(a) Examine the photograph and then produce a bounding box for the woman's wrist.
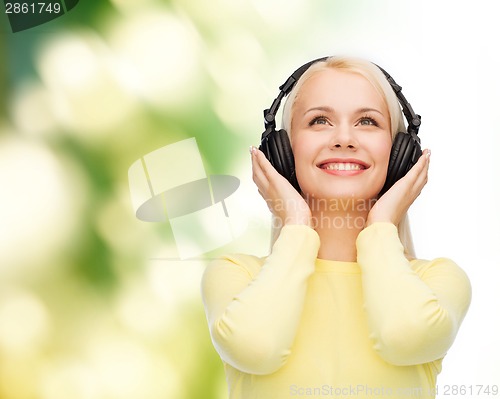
[365,216,394,227]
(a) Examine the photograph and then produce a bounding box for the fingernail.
[249,146,257,155]
[426,149,431,158]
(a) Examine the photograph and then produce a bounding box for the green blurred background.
[1,1,499,398]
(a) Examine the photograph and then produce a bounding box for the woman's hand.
[250,146,312,227]
[366,149,431,227]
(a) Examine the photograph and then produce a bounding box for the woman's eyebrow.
[303,106,385,116]
[303,106,334,116]
[355,107,385,116]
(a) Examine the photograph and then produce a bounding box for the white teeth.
[323,163,362,171]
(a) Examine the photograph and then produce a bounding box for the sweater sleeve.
[356,222,472,366]
[200,225,320,375]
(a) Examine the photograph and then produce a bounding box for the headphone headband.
[375,65,421,135]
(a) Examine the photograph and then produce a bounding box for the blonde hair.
[271,56,416,259]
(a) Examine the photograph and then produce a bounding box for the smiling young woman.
[201,56,471,399]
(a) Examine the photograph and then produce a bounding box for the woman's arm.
[356,222,472,366]
[201,224,320,375]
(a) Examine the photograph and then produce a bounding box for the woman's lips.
[317,159,369,176]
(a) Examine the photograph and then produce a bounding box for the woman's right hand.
[250,146,312,227]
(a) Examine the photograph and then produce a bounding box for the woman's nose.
[328,123,357,150]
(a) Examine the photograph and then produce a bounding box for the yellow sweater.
[201,223,471,399]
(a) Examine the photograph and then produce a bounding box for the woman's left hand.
[366,149,431,227]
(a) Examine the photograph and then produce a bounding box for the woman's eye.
[358,117,378,126]
[309,116,329,126]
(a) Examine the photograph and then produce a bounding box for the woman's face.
[291,68,393,202]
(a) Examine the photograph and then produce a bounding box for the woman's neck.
[308,197,373,262]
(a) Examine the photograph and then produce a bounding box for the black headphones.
[259,57,422,196]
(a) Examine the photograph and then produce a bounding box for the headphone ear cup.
[386,132,407,185]
[380,131,422,195]
[259,129,300,191]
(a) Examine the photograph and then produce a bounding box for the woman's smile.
[318,158,369,176]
